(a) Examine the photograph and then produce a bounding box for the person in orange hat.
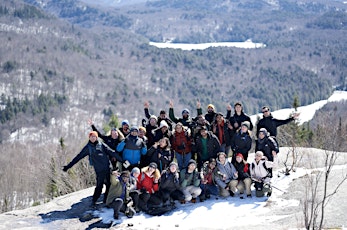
[63,131,123,208]
[204,104,217,124]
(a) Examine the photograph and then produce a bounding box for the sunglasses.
[262,110,269,113]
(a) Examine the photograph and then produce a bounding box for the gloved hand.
[62,166,69,172]
[174,172,180,182]
[140,188,147,194]
[123,160,130,169]
[136,139,143,147]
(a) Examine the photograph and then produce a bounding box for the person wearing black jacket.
[226,102,253,132]
[195,126,221,170]
[232,153,252,198]
[255,128,279,162]
[231,121,252,163]
[256,106,299,137]
[147,137,173,172]
[88,119,124,170]
[159,162,185,205]
[144,101,173,131]
[63,131,123,207]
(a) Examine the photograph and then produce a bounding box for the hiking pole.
[267,182,285,193]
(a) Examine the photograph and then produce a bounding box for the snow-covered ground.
[1,148,347,230]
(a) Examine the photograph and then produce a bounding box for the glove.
[62,166,69,172]
[123,160,130,169]
[136,139,143,147]
[140,188,147,194]
[174,172,179,181]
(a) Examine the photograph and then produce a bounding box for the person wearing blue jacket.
[63,131,123,207]
[117,126,147,170]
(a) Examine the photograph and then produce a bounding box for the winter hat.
[89,131,98,138]
[121,120,130,126]
[217,152,226,159]
[169,161,178,169]
[139,126,147,133]
[216,112,224,118]
[200,125,208,131]
[121,170,130,178]
[207,104,215,111]
[259,128,268,136]
[149,115,158,121]
[159,120,169,129]
[236,153,243,159]
[130,126,139,132]
[111,127,118,132]
[255,151,264,157]
[149,162,158,169]
[187,159,197,167]
[131,167,140,175]
[182,108,190,115]
[241,121,250,129]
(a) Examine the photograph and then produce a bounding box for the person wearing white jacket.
[250,151,278,197]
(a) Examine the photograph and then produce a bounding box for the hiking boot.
[91,201,97,209]
[247,194,252,198]
[229,191,234,197]
[191,198,197,203]
[180,200,186,204]
[113,212,119,220]
[239,196,244,199]
[205,194,211,199]
[125,207,135,218]
[267,190,272,197]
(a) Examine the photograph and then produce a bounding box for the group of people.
[63,101,299,219]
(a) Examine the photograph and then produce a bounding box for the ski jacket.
[106,175,130,206]
[160,170,181,193]
[116,135,147,165]
[250,157,277,183]
[255,136,279,161]
[171,130,192,154]
[256,114,294,137]
[226,110,253,131]
[91,124,124,151]
[233,161,250,180]
[195,132,221,162]
[137,167,160,194]
[215,159,238,188]
[65,140,122,174]
[180,168,201,188]
[147,146,173,172]
[231,130,252,158]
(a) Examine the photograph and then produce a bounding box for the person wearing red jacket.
[136,162,161,211]
[171,122,192,170]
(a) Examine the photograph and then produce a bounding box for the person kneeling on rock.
[106,170,136,219]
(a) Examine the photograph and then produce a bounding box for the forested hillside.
[1,0,346,143]
[0,0,346,213]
